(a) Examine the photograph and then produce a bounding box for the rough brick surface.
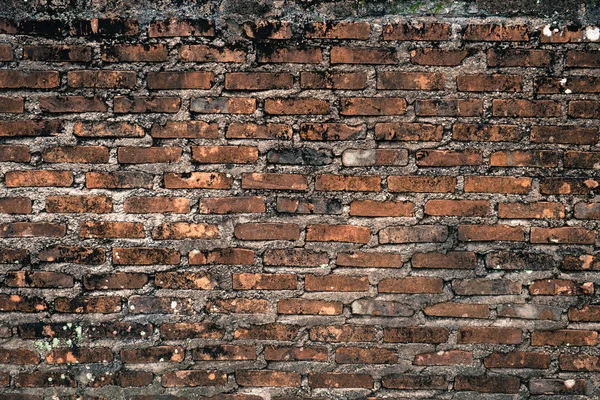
[0,9,599,400]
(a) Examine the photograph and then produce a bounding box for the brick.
[265,346,327,361]
[566,50,600,67]
[306,274,369,292]
[0,348,39,364]
[425,199,490,217]
[316,174,380,191]
[562,254,600,271]
[7,272,73,288]
[341,97,406,115]
[498,304,561,320]
[74,121,144,138]
[234,324,298,340]
[243,21,292,39]
[257,46,322,63]
[453,123,521,142]
[540,178,599,194]
[337,252,405,268]
[0,145,29,162]
[54,296,121,313]
[68,70,136,88]
[458,327,522,344]
[194,345,255,361]
[350,200,414,217]
[351,299,413,317]
[6,170,72,187]
[531,330,598,346]
[0,197,31,214]
[0,248,29,264]
[234,223,299,241]
[23,45,91,62]
[0,295,46,313]
[463,24,529,41]
[464,176,532,194]
[300,71,367,89]
[0,70,59,88]
[192,145,258,164]
[412,251,477,269]
[488,48,552,67]
[42,146,109,163]
[568,305,600,322]
[164,172,233,189]
[540,27,587,43]
[46,195,112,213]
[199,196,265,214]
[46,347,113,364]
[0,223,66,238]
[484,352,550,369]
[129,297,193,314]
[310,325,376,342]
[378,277,443,293]
[499,202,565,219]
[424,302,489,318]
[278,299,342,315]
[378,71,445,90]
[267,148,333,165]
[536,76,600,94]
[565,151,600,168]
[375,122,442,141]
[414,350,472,366]
[38,246,105,264]
[225,72,292,90]
[529,279,593,296]
[530,227,595,244]
[493,99,560,117]
[114,96,180,113]
[382,374,448,390]
[152,223,219,240]
[102,44,167,62]
[233,273,297,290]
[242,173,308,190]
[384,327,449,343]
[383,22,451,41]
[147,71,213,89]
[71,18,139,36]
[124,197,189,213]
[265,98,329,115]
[487,251,557,271]
[388,175,456,192]
[190,97,256,114]
[491,150,559,167]
[0,43,12,60]
[458,224,525,241]
[0,120,63,137]
[84,273,148,290]
[411,48,470,65]
[0,97,24,112]
[207,297,266,313]
[15,372,76,388]
[529,379,589,396]
[380,225,448,244]
[453,279,521,295]
[277,197,342,215]
[264,249,328,267]
[417,149,483,166]
[190,248,254,265]
[306,224,370,243]
[179,45,246,62]
[457,74,523,92]
[560,354,600,371]
[80,221,144,238]
[308,372,373,389]
[454,375,521,393]
[331,46,397,64]
[91,370,153,388]
[227,122,292,140]
[87,172,153,189]
[113,248,180,265]
[305,21,370,39]
[148,18,213,37]
[237,370,300,387]
[118,147,181,164]
[160,322,223,339]
[300,123,363,140]
[569,100,600,118]
[121,346,184,363]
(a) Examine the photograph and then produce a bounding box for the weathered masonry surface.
[1,8,600,400]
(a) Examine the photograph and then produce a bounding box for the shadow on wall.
[0,0,598,23]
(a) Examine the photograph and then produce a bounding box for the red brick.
[237,370,300,387]
[80,221,144,238]
[225,72,292,90]
[424,302,489,318]
[529,279,593,296]
[411,48,470,65]
[234,324,298,340]
[257,46,322,63]
[455,375,521,393]
[569,100,600,118]
[7,271,73,288]
[412,251,477,269]
[300,71,366,90]
[458,327,522,344]
[540,178,600,195]
[24,44,91,62]
[194,345,255,361]
[341,97,406,115]
[192,145,258,164]
[278,299,342,315]
[308,372,373,389]
[46,195,112,213]
[199,196,265,214]
[0,222,65,238]
[42,146,109,163]
[530,227,595,244]
[384,326,449,343]
[488,48,552,67]
[378,71,445,90]
[243,21,292,39]
[382,374,448,389]
[414,350,473,366]
[0,348,39,364]
[147,71,213,89]
[0,197,31,214]
[0,295,46,313]
[234,223,299,241]
[380,225,448,244]
[300,123,363,141]
[305,21,370,39]
[84,273,148,290]
[227,122,292,140]
[0,97,24,112]
[156,272,217,290]
[490,150,559,167]
[74,121,144,138]
[568,305,600,322]
[179,45,246,62]
[337,252,405,268]
[118,147,181,164]
[5,170,72,187]
[264,346,327,361]
[265,98,329,115]
[46,347,113,364]
[264,249,328,267]
[102,44,167,62]
[114,96,181,113]
[464,176,532,194]
[38,246,105,265]
[233,273,297,290]
[306,224,370,244]
[464,24,529,41]
[121,346,184,363]
[0,120,63,137]
[191,97,256,114]
[383,22,451,41]
[54,296,121,314]
[493,99,560,117]
[484,351,550,369]
[565,151,600,168]
[560,354,600,371]
[148,18,214,37]
[316,174,380,191]
[242,173,308,190]
[532,330,598,346]
[499,202,564,219]
[566,50,600,67]
[0,145,30,162]
[536,76,600,94]
[0,43,12,60]
[39,95,108,112]
[124,197,189,213]
[458,224,525,242]
[0,70,59,88]
[416,99,483,116]
[129,296,193,314]
[425,199,490,217]
[113,248,180,265]
[375,122,442,141]
[164,172,233,189]
[87,172,153,189]
[416,150,482,166]
[388,175,456,192]
[68,70,135,88]
[190,247,251,266]
[331,46,397,64]
[457,74,523,92]
[350,200,414,217]
[379,277,443,294]
[152,223,219,240]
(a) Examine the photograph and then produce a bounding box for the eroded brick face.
[0,13,598,400]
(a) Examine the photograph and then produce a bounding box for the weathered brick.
[300,71,367,89]
[531,330,598,346]
[384,327,449,343]
[488,48,552,67]
[118,147,181,164]
[308,372,373,389]
[411,48,470,65]
[102,44,167,62]
[191,97,256,114]
[46,196,112,213]
[412,251,477,269]
[331,46,397,64]
[424,199,490,217]
[192,145,258,164]
[493,99,561,117]
[424,302,489,318]
[530,227,595,244]
[225,72,293,90]
[42,146,109,163]
[237,370,300,387]
[0,197,32,214]
[454,375,521,393]
[350,200,414,217]
[383,22,451,41]
[458,327,522,344]
[457,74,523,92]
[379,276,443,293]
[300,123,363,141]
[148,18,214,37]
[380,225,448,244]
[0,145,30,162]
[179,45,246,62]
[114,96,181,113]
[341,97,406,115]
[416,99,483,116]
[147,71,214,89]
[6,170,73,187]
[464,176,532,194]
[68,70,136,88]
[458,224,525,241]
[463,24,529,41]
[79,221,144,238]
[306,224,370,243]
[243,21,292,39]
[113,248,180,265]
[484,352,551,369]
[305,21,370,39]
[74,121,144,138]
[257,46,322,63]
[414,350,472,366]
[499,202,565,219]
[382,374,448,389]
[234,223,300,241]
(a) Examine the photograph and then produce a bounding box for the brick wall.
[0,15,600,399]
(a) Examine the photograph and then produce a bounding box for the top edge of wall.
[1,0,599,25]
